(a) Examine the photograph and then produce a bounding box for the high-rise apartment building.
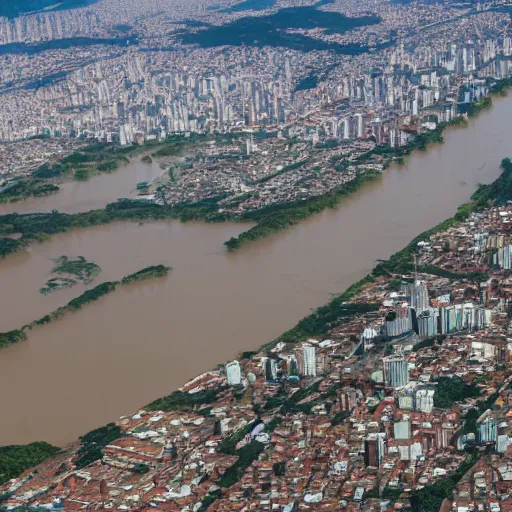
[225,360,242,386]
[302,346,317,377]
[383,355,409,388]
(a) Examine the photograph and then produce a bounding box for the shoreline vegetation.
[0,77,510,255]
[0,442,61,487]
[0,178,60,204]
[0,264,171,349]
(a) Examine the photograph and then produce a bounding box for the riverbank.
[0,199,232,259]
[0,89,508,447]
[1,78,510,255]
[0,264,171,349]
[273,156,512,346]
[2,154,511,502]
[223,95,504,252]
[0,119,487,260]
[0,113,478,259]
[0,134,206,206]
[0,109,489,259]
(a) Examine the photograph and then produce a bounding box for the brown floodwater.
[0,95,511,446]
[0,152,185,215]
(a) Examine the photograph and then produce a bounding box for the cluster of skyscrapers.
[383,280,491,340]
[2,30,512,146]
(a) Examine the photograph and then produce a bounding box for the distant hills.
[182,4,381,54]
[0,0,97,19]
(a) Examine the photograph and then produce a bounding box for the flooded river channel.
[0,95,511,446]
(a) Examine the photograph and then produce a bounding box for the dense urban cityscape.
[3,0,512,510]
[0,0,512,209]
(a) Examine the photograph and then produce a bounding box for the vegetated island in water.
[4,155,512,492]
[0,177,60,204]
[0,265,172,349]
[39,255,101,295]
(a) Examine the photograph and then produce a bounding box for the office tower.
[343,118,350,139]
[386,303,413,338]
[415,388,435,413]
[383,355,409,388]
[411,280,429,311]
[302,346,317,377]
[478,416,497,444]
[225,360,242,386]
[394,420,411,440]
[287,355,299,377]
[355,113,364,138]
[364,439,379,467]
[364,434,385,467]
[493,244,512,269]
[340,387,357,411]
[362,326,378,351]
[416,308,439,338]
[261,357,278,381]
[389,128,396,148]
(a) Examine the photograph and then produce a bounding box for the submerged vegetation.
[0,329,27,349]
[0,197,233,260]
[467,96,492,117]
[50,255,101,282]
[121,264,172,284]
[0,177,60,204]
[40,255,101,295]
[32,144,133,182]
[0,265,172,349]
